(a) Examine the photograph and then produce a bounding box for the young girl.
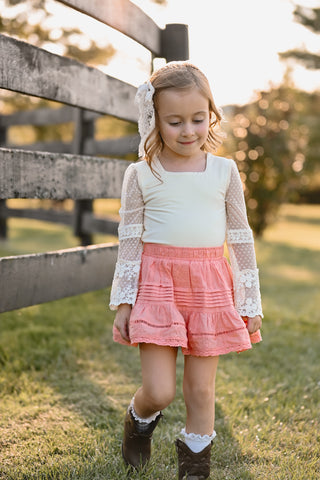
[109,61,262,479]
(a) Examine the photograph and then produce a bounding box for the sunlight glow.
[131,0,320,106]
[1,0,319,106]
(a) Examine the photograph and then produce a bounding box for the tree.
[279,5,320,69]
[0,0,116,66]
[220,84,320,236]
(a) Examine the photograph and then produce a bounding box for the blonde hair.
[142,62,224,170]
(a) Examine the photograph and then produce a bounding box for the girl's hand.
[246,315,262,334]
[114,304,132,342]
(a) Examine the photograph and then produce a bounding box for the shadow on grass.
[211,402,255,479]
[257,241,320,314]
[1,237,319,478]
[280,214,320,226]
[44,320,257,478]
[257,240,320,273]
[0,294,257,479]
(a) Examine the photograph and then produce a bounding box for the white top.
[110,153,263,318]
[140,156,228,247]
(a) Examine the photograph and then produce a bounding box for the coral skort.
[113,243,262,356]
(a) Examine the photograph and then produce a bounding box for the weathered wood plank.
[7,134,140,156]
[86,134,139,156]
[0,35,138,122]
[0,147,129,199]
[0,199,7,238]
[0,207,74,225]
[161,24,189,62]
[0,106,75,127]
[0,243,118,312]
[7,141,73,154]
[0,107,99,128]
[58,0,161,55]
[71,108,95,245]
[82,212,119,236]
[0,207,120,235]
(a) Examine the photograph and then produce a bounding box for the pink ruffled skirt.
[113,243,262,356]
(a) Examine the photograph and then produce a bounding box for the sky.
[2,0,320,107]
[115,0,320,106]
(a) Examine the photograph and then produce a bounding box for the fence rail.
[5,134,140,156]
[0,147,128,199]
[0,34,138,121]
[0,0,189,313]
[58,0,162,55]
[0,244,118,313]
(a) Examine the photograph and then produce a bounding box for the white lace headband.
[135,81,155,157]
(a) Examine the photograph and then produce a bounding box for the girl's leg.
[175,355,219,479]
[183,355,219,435]
[122,344,177,469]
[134,343,178,417]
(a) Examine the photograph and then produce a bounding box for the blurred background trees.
[0,0,116,65]
[279,5,320,69]
[221,2,320,236]
[221,83,320,236]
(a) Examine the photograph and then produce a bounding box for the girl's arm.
[225,160,263,319]
[109,163,144,310]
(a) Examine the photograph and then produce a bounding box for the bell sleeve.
[109,163,144,310]
[225,160,263,318]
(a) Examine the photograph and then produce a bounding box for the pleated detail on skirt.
[113,243,262,356]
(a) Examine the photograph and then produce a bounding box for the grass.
[0,203,319,479]
[0,199,120,256]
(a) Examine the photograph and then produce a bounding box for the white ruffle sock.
[129,397,161,431]
[181,428,217,453]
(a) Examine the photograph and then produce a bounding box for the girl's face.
[156,87,210,161]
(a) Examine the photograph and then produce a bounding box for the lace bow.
[135,81,155,157]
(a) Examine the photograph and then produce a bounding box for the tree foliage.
[243,2,320,235]
[220,84,320,236]
[0,0,116,65]
[279,5,320,69]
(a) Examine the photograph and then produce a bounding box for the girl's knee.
[183,381,215,408]
[145,383,176,411]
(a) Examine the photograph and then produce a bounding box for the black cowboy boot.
[122,407,162,469]
[175,438,213,479]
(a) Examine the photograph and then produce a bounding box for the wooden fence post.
[72,108,94,246]
[0,122,7,239]
[161,23,189,62]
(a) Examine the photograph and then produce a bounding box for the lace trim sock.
[181,428,217,453]
[129,397,160,430]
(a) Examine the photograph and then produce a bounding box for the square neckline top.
[155,154,208,174]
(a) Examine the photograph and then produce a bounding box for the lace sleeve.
[226,160,263,318]
[109,163,144,310]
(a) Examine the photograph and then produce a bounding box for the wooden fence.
[0,0,189,313]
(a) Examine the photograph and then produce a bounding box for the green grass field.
[0,204,319,479]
